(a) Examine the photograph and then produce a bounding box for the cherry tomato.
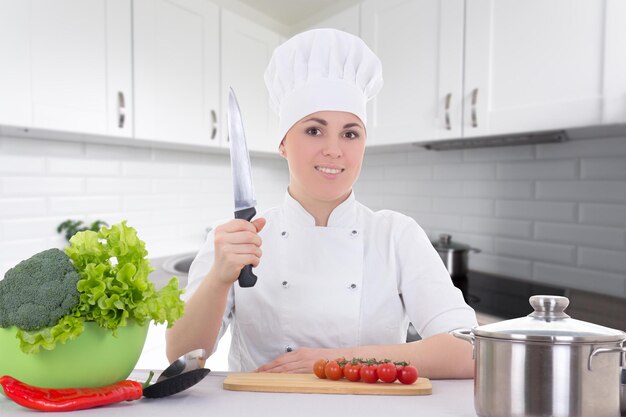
[397,365,418,385]
[324,360,343,380]
[377,362,397,383]
[313,359,328,379]
[343,362,362,382]
[395,362,407,380]
[360,364,379,383]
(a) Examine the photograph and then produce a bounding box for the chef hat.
[264,28,383,142]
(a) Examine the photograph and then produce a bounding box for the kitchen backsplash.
[0,133,288,276]
[1,132,625,298]
[356,135,626,298]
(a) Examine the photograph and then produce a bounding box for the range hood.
[418,130,569,151]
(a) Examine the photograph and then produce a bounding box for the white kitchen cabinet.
[0,0,31,128]
[133,0,220,147]
[463,0,612,138]
[361,0,623,147]
[0,0,132,137]
[361,0,465,146]
[602,0,626,125]
[221,9,281,154]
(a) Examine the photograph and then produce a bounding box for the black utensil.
[142,349,210,398]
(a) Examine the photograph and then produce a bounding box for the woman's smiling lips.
[315,165,345,176]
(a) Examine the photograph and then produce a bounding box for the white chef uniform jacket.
[185,191,477,372]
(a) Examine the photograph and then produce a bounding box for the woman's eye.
[306,127,322,136]
[344,131,359,140]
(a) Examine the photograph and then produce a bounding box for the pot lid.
[431,234,471,252]
[473,295,626,343]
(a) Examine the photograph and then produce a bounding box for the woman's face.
[280,111,366,205]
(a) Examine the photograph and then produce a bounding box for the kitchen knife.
[227,87,258,288]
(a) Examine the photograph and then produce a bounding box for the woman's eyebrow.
[344,122,363,129]
[303,117,328,125]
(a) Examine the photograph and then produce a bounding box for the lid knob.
[528,295,570,320]
[438,234,452,245]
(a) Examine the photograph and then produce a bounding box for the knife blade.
[227,87,258,288]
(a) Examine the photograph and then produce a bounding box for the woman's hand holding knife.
[210,218,266,286]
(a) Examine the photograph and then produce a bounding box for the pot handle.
[588,346,626,371]
[451,328,476,359]
[470,248,481,253]
[451,328,475,345]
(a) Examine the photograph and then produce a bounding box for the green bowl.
[0,321,148,392]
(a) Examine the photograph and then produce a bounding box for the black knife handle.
[234,207,258,288]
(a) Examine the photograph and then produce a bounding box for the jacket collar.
[283,189,358,228]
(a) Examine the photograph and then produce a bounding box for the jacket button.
[285,346,293,352]
[349,283,357,290]
[282,280,289,288]
[350,230,358,237]
[281,231,289,238]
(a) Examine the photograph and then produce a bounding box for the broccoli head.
[0,248,81,331]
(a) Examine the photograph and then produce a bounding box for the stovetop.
[454,271,566,320]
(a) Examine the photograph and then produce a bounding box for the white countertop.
[0,371,478,417]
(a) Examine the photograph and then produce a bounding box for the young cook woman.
[166,29,477,379]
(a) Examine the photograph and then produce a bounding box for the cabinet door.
[29,0,131,137]
[134,0,220,147]
[464,0,606,137]
[105,0,133,138]
[602,0,626,124]
[221,9,280,154]
[0,0,32,127]
[361,0,464,146]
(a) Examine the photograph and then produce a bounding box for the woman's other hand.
[256,347,350,374]
[210,217,266,286]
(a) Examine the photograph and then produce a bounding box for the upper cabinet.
[602,0,626,125]
[0,0,133,138]
[221,10,281,153]
[463,0,611,138]
[5,1,619,151]
[0,0,282,151]
[361,0,464,146]
[133,0,220,147]
[0,0,31,128]
[361,0,626,146]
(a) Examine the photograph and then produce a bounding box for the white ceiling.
[236,0,360,27]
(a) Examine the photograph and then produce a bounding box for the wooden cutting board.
[223,373,432,396]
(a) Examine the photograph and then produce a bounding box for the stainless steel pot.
[453,295,626,417]
[620,369,626,416]
[431,234,480,278]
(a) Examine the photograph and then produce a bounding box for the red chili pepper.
[0,375,144,412]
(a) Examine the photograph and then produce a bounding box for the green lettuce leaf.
[17,221,185,353]
[16,315,84,354]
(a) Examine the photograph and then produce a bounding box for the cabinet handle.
[117,91,125,129]
[444,93,452,130]
[210,109,217,140]
[471,88,479,128]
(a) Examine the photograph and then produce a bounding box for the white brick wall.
[0,135,288,276]
[357,135,626,297]
[2,133,625,298]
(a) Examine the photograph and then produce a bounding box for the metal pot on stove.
[431,234,480,278]
[453,295,626,417]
